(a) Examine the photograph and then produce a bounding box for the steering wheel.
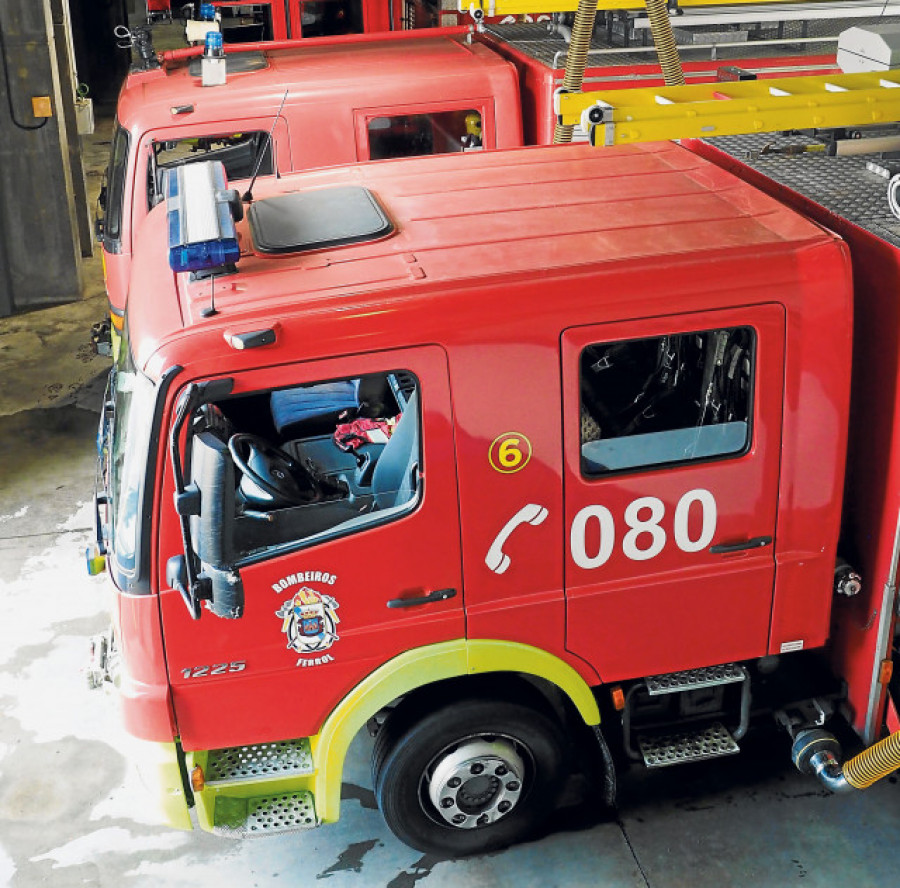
[228,433,320,507]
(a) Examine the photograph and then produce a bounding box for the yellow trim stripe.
[313,639,599,822]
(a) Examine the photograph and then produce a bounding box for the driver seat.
[372,390,420,511]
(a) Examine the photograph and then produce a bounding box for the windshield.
[105,328,157,575]
[148,132,274,209]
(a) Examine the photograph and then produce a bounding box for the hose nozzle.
[792,726,900,793]
[792,729,852,793]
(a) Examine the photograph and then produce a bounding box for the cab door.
[562,307,785,680]
[157,345,463,751]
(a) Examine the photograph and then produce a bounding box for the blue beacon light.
[205,29,224,55]
[166,160,240,273]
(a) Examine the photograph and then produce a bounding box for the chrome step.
[206,738,313,785]
[645,663,745,696]
[638,721,740,768]
[213,790,317,837]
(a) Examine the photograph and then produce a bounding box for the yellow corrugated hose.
[552,0,599,144]
[843,730,900,789]
[644,0,685,86]
[552,0,683,145]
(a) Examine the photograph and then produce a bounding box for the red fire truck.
[98,8,847,345]
[96,28,520,342]
[87,133,900,854]
[200,0,527,38]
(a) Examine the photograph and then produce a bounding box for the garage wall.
[0,0,85,315]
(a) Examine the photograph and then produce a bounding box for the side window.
[103,123,130,247]
[299,0,364,37]
[218,3,275,41]
[579,327,754,475]
[367,110,482,160]
[192,370,420,562]
[147,132,273,209]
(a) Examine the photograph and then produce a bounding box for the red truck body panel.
[687,138,900,742]
[114,592,177,742]
[120,143,853,751]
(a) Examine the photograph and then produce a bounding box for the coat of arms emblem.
[276,586,340,656]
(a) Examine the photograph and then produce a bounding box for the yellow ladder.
[463,0,865,15]
[554,70,900,145]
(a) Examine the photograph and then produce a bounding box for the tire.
[373,697,567,856]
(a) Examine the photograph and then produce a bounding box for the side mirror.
[188,431,244,618]
[191,431,235,568]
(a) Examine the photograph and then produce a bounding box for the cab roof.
[128,142,842,377]
[117,35,510,134]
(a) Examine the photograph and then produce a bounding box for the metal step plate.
[645,663,745,696]
[246,791,317,834]
[638,722,741,768]
[213,790,317,837]
[206,738,313,785]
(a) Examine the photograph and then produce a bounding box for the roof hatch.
[247,187,394,255]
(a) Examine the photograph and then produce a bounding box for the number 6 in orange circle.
[489,432,533,474]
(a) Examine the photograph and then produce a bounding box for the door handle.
[709,536,773,555]
[387,588,457,609]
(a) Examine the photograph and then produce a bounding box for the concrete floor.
[2,31,900,888]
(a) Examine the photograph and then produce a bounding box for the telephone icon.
[485,503,549,575]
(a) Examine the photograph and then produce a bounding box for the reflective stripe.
[312,639,600,823]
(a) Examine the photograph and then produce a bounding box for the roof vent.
[248,187,393,255]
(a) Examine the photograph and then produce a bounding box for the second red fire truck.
[99,5,850,342]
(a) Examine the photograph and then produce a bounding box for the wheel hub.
[426,738,525,829]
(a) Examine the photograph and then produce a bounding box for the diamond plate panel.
[706,132,900,249]
[206,738,314,784]
[483,16,891,72]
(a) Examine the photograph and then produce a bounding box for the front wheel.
[373,698,567,855]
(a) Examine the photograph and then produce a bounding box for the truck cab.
[97,31,522,337]
[94,142,858,854]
